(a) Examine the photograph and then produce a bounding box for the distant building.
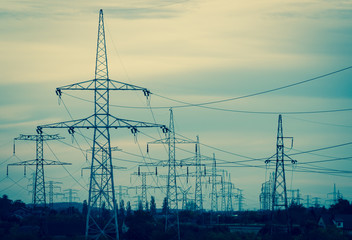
[318,214,352,235]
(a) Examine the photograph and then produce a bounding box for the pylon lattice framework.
[265,114,296,232]
[8,134,70,208]
[37,9,166,240]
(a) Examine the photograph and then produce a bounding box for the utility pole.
[36,9,166,240]
[8,134,70,208]
[265,114,296,233]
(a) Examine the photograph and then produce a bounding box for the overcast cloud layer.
[0,0,351,209]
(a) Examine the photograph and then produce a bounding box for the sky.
[0,0,352,210]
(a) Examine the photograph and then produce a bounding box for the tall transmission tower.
[37,9,166,240]
[259,172,273,211]
[180,186,192,210]
[64,189,79,206]
[210,153,218,212]
[194,136,203,211]
[147,108,195,233]
[327,183,342,205]
[225,175,233,212]
[8,134,70,208]
[235,188,244,212]
[47,181,63,208]
[265,114,296,233]
[220,170,227,211]
[131,168,156,210]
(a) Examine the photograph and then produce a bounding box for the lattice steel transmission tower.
[210,153,218,212]
[8,134,70,208]
[265,114,296,233]
[47,181,62,208]
[37,9,166,240]
[194,136,203,211]
[64,189,79,206]
[147,108,195,233]
[220,170,227,211]
[131,168,156,210]
[259,172,273,211]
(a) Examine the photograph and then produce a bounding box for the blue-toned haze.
[0,0,351,209]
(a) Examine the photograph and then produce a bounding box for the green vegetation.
[0,195,351,240]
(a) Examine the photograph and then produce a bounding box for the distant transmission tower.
[37,9,166,240]
[47,181,62,208]
[265,114,296,233]
[8,134,70,208]
[210,153,218,212]
[147,108,195,234]
[131,168,156,210]
[194,136,203,211]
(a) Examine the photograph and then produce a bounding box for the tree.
[162,197,168,214]
[119,199,125,217]
[138,200,143,211]
[145,201,149,212]
[329,198,352,214]
[126,201,132,216]
[150,196,156,215]
[82,200,88,217]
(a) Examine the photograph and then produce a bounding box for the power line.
[287,116,352,128]
[289,142,352,156]
[153,65,352,108]
[61,65,352,115]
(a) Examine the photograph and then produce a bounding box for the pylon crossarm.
[148,138,195,145]
[56,79,150,93]
[8,159,38,166]
[37,116,95,132]
[109,115,167,131]
[264,153,277,164]
[139,161,168,167]
[8,159,71,166]
[284,154,297,164]
[15,134,64,141]
[42,160,72,165]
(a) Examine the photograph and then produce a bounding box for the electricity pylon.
[147,108,195,234]
[64,189,79,206]
[259,172,273,211]
[210,153,217,212]
[47,181,62,208]
[180,186,192,210]
[265,114,296,233]
[327,183,342,205]
[194,136,203,211]
[8,134,70,208]
[234,188,244,211]
[219,170,227,211]
[37,9,166,240]
[131,168,156,210]
[225,177,234,212]
[116,185,129,203]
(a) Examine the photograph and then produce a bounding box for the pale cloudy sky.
[0,0,352,209]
